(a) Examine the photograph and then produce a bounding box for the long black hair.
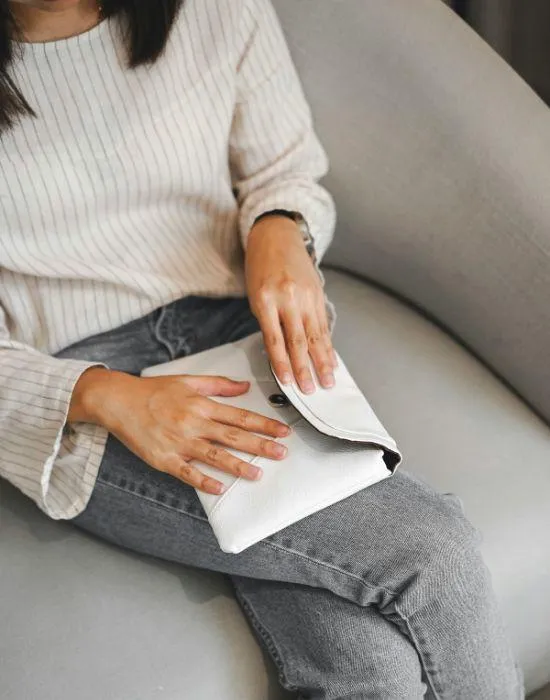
[0,0,184,132]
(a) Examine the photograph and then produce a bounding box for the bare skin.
[69,369,292,496]
[10,0,100,42]
[10,0,336,494]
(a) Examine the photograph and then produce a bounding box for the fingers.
[158,398,291,496]
[304,314,335,389]
[256,304,293,385]
[162,457,227,495]
[188,440,265,483]
[202,422,288,461]
[256,283,337,393]
[208,401,291,439]
[316,297,338,369]
[280,303,315,394]
[162,435,275,495]
[181,375,251,397]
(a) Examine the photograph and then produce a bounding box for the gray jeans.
[59,295,523,699]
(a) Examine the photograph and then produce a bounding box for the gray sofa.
[1,1,550,698]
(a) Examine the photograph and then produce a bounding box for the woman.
[0,0,523,697]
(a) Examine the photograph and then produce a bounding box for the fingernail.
[322,373,335,388]
[302,380,315,394]
[210,480,226,494]
[273,444,287,458]
[279,424,292,437]
[281,373,292,385]
[247,465,263,480]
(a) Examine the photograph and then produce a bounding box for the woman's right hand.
[69,368,290,495]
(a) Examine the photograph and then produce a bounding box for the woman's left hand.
[245,215,337,394]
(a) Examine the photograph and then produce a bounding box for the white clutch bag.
[142,332,401,554]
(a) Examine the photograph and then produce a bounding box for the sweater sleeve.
[0,305,108,520]
[230,0,336,262]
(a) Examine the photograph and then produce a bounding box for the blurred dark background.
[447,0,550,105]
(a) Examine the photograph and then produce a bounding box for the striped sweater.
[0,0,335,519]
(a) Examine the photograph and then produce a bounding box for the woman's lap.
[74,430,434,696]
[73,431,473,605]
[73,431,520,698]
[61,292,475,600]
[64,294,521,697]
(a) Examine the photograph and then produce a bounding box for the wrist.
[69,367,127,426]
[249,211,316,262]
[249,214,301,244]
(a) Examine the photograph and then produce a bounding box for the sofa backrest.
[273,0,550,274]
[273,0,550,424]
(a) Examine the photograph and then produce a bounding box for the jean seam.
[262,538,400,598]
[98,477,400,599]
[393,599,442,700]
[153,306,177,360]
[389,544,478,700]
[96,477,210,522]
[231,584,300,693]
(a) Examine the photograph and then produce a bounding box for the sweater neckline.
[15,17,111,55]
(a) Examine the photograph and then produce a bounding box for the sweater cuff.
[0,349,108,519]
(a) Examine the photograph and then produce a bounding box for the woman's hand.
[69,368,290,495]
[246,215,337,394]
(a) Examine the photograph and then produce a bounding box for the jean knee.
[438,492,482,552]
[410,492,487,595]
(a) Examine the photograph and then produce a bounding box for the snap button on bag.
[269,393,289,407]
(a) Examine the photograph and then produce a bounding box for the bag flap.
[272,354,401,472]
[143,332,401,473]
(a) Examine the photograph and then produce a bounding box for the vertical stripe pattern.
[0,0,335,519]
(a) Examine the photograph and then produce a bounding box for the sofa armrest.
[275,0,550,424]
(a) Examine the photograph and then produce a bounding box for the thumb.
[182,375,250,397]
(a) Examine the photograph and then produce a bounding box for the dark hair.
[0,0,184,132]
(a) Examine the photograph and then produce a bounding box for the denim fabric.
[63,295,523,699]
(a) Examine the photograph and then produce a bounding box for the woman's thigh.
[73,434,522,699]
[73,432,477,607]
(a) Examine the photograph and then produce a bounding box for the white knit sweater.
[0,0,335,519]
